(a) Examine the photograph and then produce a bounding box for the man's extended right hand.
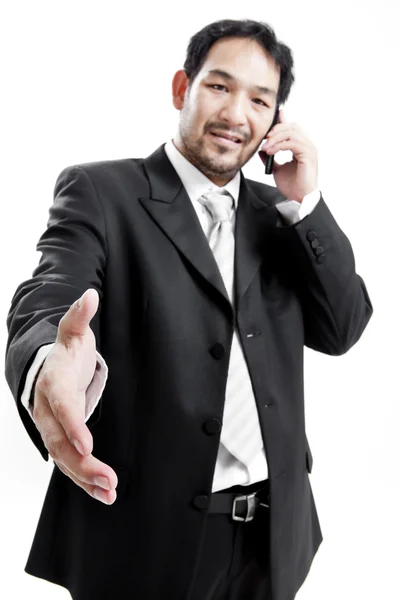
[32,288,118,505]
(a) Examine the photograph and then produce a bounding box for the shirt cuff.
[275,189,321,224]
[21,344,108,424]
[21,343,55,421]
[85,351,108,422]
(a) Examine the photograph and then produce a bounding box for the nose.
[219,93,247,129]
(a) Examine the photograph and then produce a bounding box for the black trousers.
[189,479,271,600]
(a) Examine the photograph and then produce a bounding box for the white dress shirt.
[21,140,321,492]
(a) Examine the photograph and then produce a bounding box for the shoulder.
[54,157,148,197]
[59,157,145,183]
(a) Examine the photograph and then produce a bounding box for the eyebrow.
[206,68,277,97]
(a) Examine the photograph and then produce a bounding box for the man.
[5,18,372,600]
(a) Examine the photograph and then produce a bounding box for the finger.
[38,360,94,457]
[266,123,288,138]
[34,389,118,490]
[57,288,99,343]
[264,139,311,158]
[54,460,117,505]
[262,131,310,154]
[265,140,305,156]
[267,122,307,140]
[264,128,303,147]
[34,388,84,465]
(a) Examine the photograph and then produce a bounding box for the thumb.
[272,158,284,174]
[58,288,99,340]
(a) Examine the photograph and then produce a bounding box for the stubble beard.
[178,113,245,182]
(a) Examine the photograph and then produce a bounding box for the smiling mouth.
[208,132,243,148]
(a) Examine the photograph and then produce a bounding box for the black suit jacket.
[5,143,373,600]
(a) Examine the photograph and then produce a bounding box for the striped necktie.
[198,189,264,466]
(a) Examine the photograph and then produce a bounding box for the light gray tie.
[198,189,264,466]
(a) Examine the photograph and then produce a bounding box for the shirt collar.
[164,138,241,209]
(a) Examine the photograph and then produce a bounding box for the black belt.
[208,480,270,522]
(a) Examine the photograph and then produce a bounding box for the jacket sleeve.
[4,165,108,460]
[273,193,373,355]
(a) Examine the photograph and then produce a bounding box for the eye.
[207,84,227,91]
[253,98,268,107]
[207,84,270,108]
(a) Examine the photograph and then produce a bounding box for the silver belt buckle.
[232,492,258,522]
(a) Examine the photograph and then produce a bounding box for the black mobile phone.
[263,106,280,175]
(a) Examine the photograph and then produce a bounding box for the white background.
[1,1,399,598]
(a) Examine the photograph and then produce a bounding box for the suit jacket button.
[209,343,225,359]
[307,230,317,241]
[310,238,320,248]
[204,418,221,434]
[193,495,209,510]
[317,254,326,264]
[314,245,324,256]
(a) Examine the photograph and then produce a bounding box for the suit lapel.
[234,175,279,307]
[139,144,280,311]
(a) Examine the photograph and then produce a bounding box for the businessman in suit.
[5,18,372,600]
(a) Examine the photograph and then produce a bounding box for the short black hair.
[183,19,295,107]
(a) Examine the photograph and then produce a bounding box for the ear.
[172,70,189,110]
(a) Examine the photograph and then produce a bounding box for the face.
[172,36,280,186]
